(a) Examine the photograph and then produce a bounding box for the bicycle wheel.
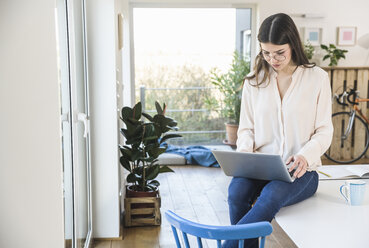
[325,111,369,164]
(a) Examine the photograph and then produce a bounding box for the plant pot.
[124,185,161,227]
[224,123,238,146]
[126,185,157,198]
[126,185,157,209]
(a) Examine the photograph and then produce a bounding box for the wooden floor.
[95,165,297,248]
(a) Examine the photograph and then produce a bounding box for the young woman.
[222,13,333,248]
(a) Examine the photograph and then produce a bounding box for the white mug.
[340,180,366,206]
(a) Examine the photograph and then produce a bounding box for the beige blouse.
[236,65,333,171]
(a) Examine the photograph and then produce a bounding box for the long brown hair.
[246,13,315,87]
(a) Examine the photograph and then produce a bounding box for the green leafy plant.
[207,51,250,124]
[119,102,182,192]
[303,41,315,60]
[320,43,348,66]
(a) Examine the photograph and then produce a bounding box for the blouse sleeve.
[297,73,333,170]
[236,81,255,152]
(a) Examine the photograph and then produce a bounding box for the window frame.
[128,3,258,101]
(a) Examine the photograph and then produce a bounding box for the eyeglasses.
[261,52,286,62]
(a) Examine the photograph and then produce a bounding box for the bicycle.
[324,88,369,164]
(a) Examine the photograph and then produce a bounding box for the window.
[133,7,252,145]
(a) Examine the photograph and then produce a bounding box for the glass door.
[57,1,74,246]
[69,0,92,247]
[57,0,92,247]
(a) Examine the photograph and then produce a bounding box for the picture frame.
[337,26,357,46]
[303,27,322,46]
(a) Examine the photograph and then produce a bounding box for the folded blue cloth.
[163,144,219,167]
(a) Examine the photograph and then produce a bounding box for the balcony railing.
[139,85,226,145]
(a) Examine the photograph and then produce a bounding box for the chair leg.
[171,226,182,248]
[217,240,222,248]
[238,239,244,248]
[182,232,190,248]
[196,237,203,248]
[259,237,266,248]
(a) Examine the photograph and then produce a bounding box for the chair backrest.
[165,210,273,248]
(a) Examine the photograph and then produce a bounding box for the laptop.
[212,150,295,183]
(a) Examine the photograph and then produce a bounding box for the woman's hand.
[286,155,308,178]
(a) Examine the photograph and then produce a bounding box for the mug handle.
[340,185,349,203]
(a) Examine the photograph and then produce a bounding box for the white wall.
[256,0,369,67]
[116,0,129,222]
[129,0,369,67]
[87,0,121,238]
[122,0,135,107]
[0,1,64,248]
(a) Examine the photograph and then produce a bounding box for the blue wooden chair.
[165,210,273,248]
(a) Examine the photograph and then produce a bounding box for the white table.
[275,179,369,248]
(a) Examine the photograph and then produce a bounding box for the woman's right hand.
[286,155,308,178]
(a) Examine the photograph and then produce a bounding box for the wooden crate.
[124,192,161,227]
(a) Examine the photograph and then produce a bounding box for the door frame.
[64,0,93,247]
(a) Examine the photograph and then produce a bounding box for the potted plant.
[208,51,250,145]
[119,101,181,226]
[304,41,315,60]
[320,43,348,66]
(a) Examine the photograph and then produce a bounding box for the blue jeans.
[222,171,319,248]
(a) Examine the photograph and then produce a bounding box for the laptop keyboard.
[289,169,296,178]
[287,162,297,178]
